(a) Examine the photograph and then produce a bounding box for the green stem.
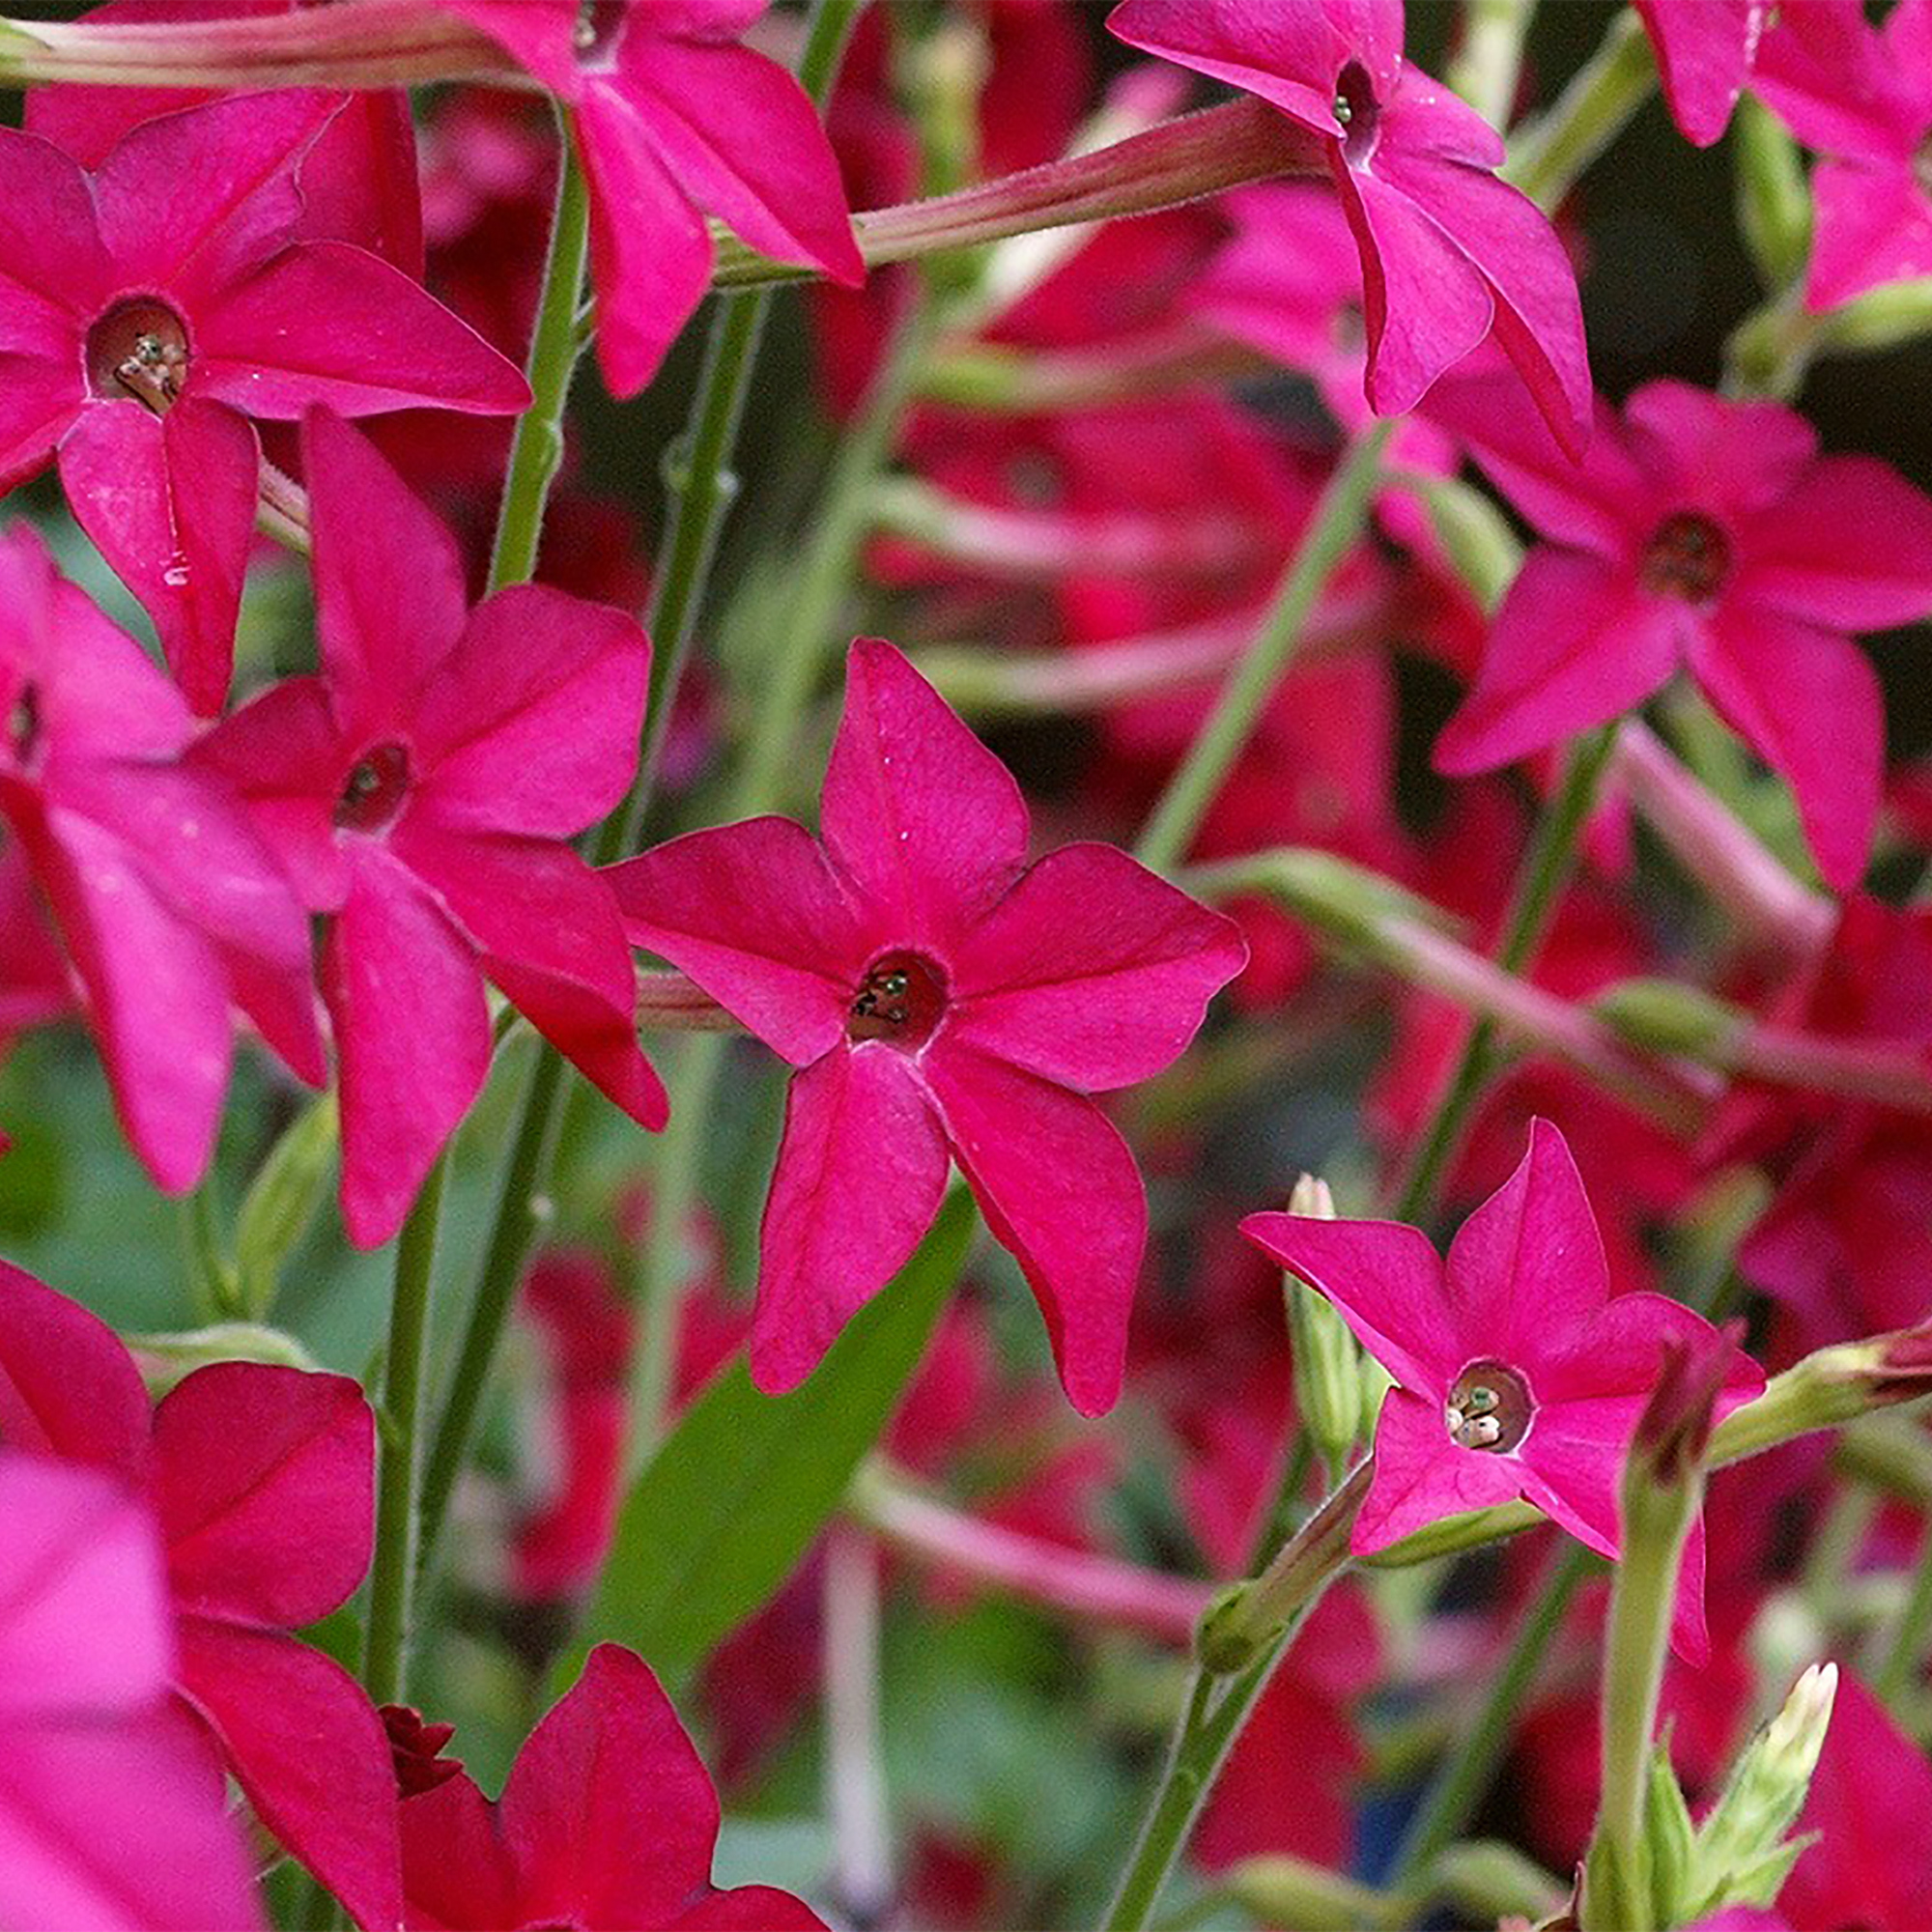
[361,1151,446,1706]
[1504,8,1657,213]
[1390,725,1616,1223]
[416,1048,565,1572]
[1449,0,1537,132]
[487,138,589,594]
[622,287,942,1466]
[1876,1517,1932,1707]
[1133,421,1394,875]
[1389,1541,1595,1882]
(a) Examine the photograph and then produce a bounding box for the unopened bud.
[1425,1840,1569,1923]
[127,1321,322,1395]
[1632,1323,1745,1492]
[1820,275,1932,353]
[1282,1174,1367,1478]
[233,1091,339,1319]
[1406,470,1523,612]
[1732,95,1812,292]
[1224,1855,1403,1930]
[1592,978,1744,1061]
[1685,1663,1837,1917]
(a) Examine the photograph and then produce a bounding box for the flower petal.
[576,91,716,399]
[1739,453,1932,632]
[1433,548,1683,775]
[1240,1209,1453,1399]
[155,1364,372,1628]
[193,241,528,418]
[177,1618,401,1932]
[399,1773,521,1932]
[59,396,259,717]
[948,842,1245,1091]
[611,817,867,1067]
[0,127,111,313]
[1350,1384,1523,1554]
[396,824,667,1131]
[302,408,469,727]
[411,582,649,838]
[1632,0,1762,146]
[1687,605,1882,893]
[500,1645,721,1929]
[1442,1118,1609,1372]
[749,1045,951,1395]
[325,842,491,1249]
[618,39,861,283]
[94,89,337,297]
[821,638,1031,945]
[923,1042,1143,1416]
[0,1260,150,1478]
[1104,0,1347,132]
[674,1889,828,1930]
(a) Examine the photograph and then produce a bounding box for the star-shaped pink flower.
[1241,1119,1765,1660]
[0,1448,268,1932]
[1429,373,1932,891]
[197,410,664,1247]
[400,1643,823,1930]
[1106,0,1592,451]
[0,89,526,713]
[438,0,863,398]
[0,1259,401,1930]
[611,639,1246,1415]
[0,524,324,1194]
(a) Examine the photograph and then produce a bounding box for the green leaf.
[558,1187,976,1690]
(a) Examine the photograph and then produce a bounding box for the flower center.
[86,298,190,413]
[1332,61,1381,166]
[1640,511,1731,604]
[1444,1358,1533,1454]
[572,0,626,65]
[6,680,40,769]
[334,743,412,834]
[847,951,948,1049]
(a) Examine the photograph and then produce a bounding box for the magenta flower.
[400,1642,824,1930]
[1241,1120,1764,1660]
[1429,374,1932,891]
[1749,0,1932,311]
[0,1258,398,1929]
[0,1449,267,1932]
[0,88,526,712]
[198,411,664,1247]
[1631,0,1766,147]
[0,839,71,1057]
[612,639,1245,1415]
[1106,0,1592,451]
[437,0,864,398]
[0,525,324,1194]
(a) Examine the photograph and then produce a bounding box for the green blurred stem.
[1505,8,1657,213]
[623,285,942,1468]
[177,1179,236,1321]
[361,1150,446,1705]
[1449,0,1536,131]
[1389,1540,1596,1883]
[410,136,594,1583]
[1389,725,1617,1223]
[1133,421,1393,875]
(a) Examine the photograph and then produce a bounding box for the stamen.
[334,743,412,834]
[1641,511,1731,604]
[1444,1358,1533,1454]
[86,298,190,414]
[847,952,947,1049]
[1332,61,1381,164]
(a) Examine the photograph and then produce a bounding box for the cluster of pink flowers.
[4,0,1932,1926]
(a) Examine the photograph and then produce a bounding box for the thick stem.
[1504,8,1657,213]
[1389,1540,1595,1882]
[1134,422,1394,875]
[361,1151,446,1706]
[1389,725,1618,1222]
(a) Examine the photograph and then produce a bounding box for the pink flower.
[0,1259,400,1930]
[1780,1668,1932,1930]
[0,525,323,1194]
[197,411,664,1247]
[399,1643,824,1930]
[0,90,526,713]
[0,1448,267,1932]
[0,838,71,1057]
[1429,374,1932,891]
[1106,0,1592,450]
[1747,0,1932,311]
[1241,1120,1764,1660]
[439,0,863,398]
[611,638,1246,1415]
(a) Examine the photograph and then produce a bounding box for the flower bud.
[1592,978,1744,1061]
[1732,96,1812,293]
[1820,276,1932,353]
[1224,1855,1402,1931]
[233,1091,339,1319]
[1404,470,1523,612]
[127,1322,322,1395]
[1282,1174,1369,1478]
[1685,1663,1837,1916]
